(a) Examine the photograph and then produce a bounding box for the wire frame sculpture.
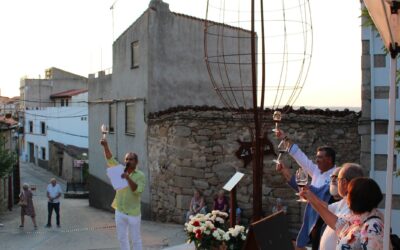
[204,0,313,221]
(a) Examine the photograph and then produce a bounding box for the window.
[125,102,136,134]
[61,99,65,107]
[41,147,46,160]
[109,103,116,133]
[40,122,46,135]
[131,41,139,69]
[374,54,386,68]
[29,121,33,133]
[66,99,69,107]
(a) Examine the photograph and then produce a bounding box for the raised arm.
[276,162,292,182]
[100,139,113,160]
[300,187,337,229]
[275,129,318,177]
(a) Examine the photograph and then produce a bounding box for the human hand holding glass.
[295,168,308,202]
[272,138,288,164]
[101,124,109,139]
[272,111,282,132]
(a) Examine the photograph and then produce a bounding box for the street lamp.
[363,0,400,249]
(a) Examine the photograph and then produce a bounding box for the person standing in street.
[19,183,38,229]
[46,178,62,228]
[100,138,146,250]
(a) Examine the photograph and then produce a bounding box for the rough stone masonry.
[148,107,360,233]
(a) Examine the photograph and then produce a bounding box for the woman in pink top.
[213,190,228,213]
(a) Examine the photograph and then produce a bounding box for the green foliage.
[360,7,375,29]
[395,131,400,177]
[0,136,16,178]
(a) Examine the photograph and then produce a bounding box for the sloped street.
[0,161,186,250]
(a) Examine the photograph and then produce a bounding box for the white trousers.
[115,210,142,250]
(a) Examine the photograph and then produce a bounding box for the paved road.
[0,161,187,250]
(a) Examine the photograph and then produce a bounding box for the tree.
[0,135,16,178]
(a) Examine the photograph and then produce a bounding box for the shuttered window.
[131,41,139,69]
[125,102,136,135]
[109,103,116,133]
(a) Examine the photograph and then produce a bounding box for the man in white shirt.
[46,178,63,228]
[318,163,364,250]
[276,129,337,250]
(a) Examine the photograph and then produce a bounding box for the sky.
[0,0,362,109]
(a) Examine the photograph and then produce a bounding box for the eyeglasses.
[330,175,338,180]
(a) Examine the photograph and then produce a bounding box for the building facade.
[20,67,87,110]
[88,0,252,218]
[23,90,88,173]
[359,15,400,234]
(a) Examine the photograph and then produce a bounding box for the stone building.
[359,7,400,234]
[0,115,18,213]
[148,107,360,231]
[88,0,251,219]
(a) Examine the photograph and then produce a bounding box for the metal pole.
[251,0,262,222]
[230,187,237,228]
[383,55,396,250]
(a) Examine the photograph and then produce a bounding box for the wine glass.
[295,168,308,202]
[101,124,109,139]
[272,111,282,132]
[272,138,288,164]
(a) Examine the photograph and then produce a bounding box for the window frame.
[41,147,46,160]
[109,103,116,133]
[29,121,33,133]
[125,101,136,135]
[40,121,46,135]
[131,41,139,69]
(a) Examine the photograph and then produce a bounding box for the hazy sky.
[0,0,362,108]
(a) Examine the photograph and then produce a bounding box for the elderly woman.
[19,183,37,229]
[301,177,384,250]
[185,189,207,222]
[213,190,229,213]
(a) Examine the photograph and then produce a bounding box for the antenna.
[110,0,119,41]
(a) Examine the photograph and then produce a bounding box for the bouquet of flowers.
[185,210,247,250]
[222,225,247,250]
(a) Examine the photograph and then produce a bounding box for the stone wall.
[148,107,360,232]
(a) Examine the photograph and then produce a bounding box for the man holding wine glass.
[275,129,337,250]
[276,162,333,250]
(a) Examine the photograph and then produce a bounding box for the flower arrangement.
[184,210,247,250]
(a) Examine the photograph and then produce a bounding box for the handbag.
[18,193,27,206]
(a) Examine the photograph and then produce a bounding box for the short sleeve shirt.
[107,157,145,216]
[47,183,63,203]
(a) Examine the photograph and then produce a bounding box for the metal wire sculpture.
[204,0,313,221]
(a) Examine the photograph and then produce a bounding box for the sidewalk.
[0,161,188,250]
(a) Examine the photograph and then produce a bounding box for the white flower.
[241,235,247,241]
[220,212,229,218]
[205,221,215,229]
[223,232,231,241]
[212,230,221,240]
[215,217,224,224]
[186,224,194,232]
[229,227,239,237]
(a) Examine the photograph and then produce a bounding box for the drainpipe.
[370,26,376,179]
[115,102,118,158]
[8,175,12,211]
